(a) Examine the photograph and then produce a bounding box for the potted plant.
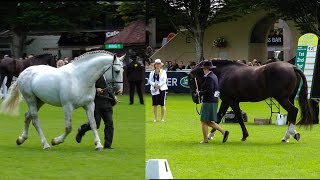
[213,37,228,48]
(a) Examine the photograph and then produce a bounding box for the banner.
[145,70,190,93]
[295,33,319,99]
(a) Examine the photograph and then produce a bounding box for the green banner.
[295,46,308,71]
[295,33,319,98]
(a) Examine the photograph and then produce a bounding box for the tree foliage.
[259,0,320,36]
[115,1,146,26]
[148,0,259,62]
[0,1,141,57]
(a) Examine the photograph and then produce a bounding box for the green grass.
[146,94,320,179]
[0,95,145,180]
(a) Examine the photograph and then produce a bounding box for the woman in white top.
[148,59,168,122]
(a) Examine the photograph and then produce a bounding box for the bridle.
[103,55,124,88]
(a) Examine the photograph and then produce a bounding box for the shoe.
[207,132,215,140]
[104,145,114,149]
[75,128,83,143]
[200,141,208,144]
[222,131,229,143]
[153,119,157,122]
[161,119,165,122]
[129,103,133,105]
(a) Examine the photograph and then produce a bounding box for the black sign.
[311,48,320,99]
[267,35,283,46]
[145,71,190,93]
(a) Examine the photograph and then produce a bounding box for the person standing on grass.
[126,53,144,105]
[196,60,229,144]
[148,59,168,122]
[76,75,116,149]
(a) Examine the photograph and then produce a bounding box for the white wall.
[26,35,72,58]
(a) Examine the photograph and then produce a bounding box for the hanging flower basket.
[213,37,228,48]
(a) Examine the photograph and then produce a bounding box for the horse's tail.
[0,80,21,116]
[294,67,314,128]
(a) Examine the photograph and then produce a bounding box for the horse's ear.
[118,54,126,62]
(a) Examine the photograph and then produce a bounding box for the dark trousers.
[310,100,319,124]
[79,108,114,147]
[129,80,144,104]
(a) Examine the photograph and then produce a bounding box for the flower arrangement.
[213,37,228,48]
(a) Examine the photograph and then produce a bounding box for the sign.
[145,70,190,93]
[295,33,319,99]
[106,31,120,39]
[267,35,283,46]
[104,43,124,49]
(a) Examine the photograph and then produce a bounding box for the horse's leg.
[17,100,47,148]
[84,102,103,151]
[230,102,249,141]
[27,100,50,150]
[51,104,73,146]
[16,111,33,145]
[5,75,13,89]
[276,98,299,142]
[208,101,229,140]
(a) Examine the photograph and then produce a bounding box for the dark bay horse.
[0,54,57,89]
[189,60,314,142]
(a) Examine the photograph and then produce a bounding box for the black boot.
[75,124,88,143]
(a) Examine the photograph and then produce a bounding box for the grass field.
[146,94,320,179]
[0,95,145,179]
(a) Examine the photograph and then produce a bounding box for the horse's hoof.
[241,134,249,141]
[51,139,61,146]
[294,133,300,141]
[43,146,51,150]
[16,138,22,145]
[16,137,26,145]
[95,147,103,151]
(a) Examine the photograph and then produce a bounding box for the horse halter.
[103,55,123,88]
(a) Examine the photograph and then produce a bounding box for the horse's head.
[29,54,57,67]
[189,61,204,104]
[104,54,125,95]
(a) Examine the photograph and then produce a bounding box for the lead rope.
[195,77,201,115]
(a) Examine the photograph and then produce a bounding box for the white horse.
[0,50,125,150]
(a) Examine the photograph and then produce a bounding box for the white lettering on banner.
[167,78,177,86]
[145,78,178,86]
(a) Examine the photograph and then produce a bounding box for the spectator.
[168,61,176,71]
[126,53,144,105]
[148,59,168,122]
[178,61,186,70]
[56,60,65,68]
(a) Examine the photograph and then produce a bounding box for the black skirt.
[152,90,166,106]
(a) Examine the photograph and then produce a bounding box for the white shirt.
[148,69,168,95]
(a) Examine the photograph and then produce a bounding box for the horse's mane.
[72,50,115,63]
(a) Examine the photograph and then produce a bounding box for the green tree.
[115,1,146,26]
[259,0,320,36]
[149,0,258,62]
[0,1,118,58]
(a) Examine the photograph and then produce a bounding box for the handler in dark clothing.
[196,60,229,144]
[126,54,144,105]
[310,99,319,124]
[76,75,116,149]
